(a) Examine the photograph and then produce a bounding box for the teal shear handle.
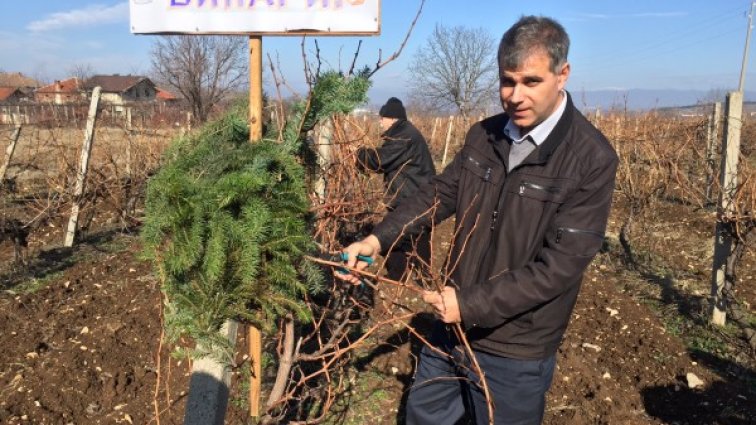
[338,253,373,274]
[340,252,374,264]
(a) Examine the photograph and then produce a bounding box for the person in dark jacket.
[356,97,436,281]
[339,16,618,425]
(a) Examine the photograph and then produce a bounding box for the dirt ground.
[0,212,753,425]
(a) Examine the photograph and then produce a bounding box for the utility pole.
[738,0,755,92]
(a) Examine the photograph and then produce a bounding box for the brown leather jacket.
[372,94,618,359]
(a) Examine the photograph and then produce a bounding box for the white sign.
[130,0,381,35]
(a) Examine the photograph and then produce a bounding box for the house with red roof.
[35,78,85,104]
[0,87,27,103]
[156,87,179,103]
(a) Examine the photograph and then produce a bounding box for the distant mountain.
[571,89,756,111]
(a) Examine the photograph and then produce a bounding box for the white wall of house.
[101,92,125,104]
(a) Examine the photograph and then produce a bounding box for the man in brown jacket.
[339,16,617,424]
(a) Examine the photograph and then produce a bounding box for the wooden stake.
[65,87,101,247]
[248,34,264,418]
[0,124,22,184]
[710,91,743,326]
[441,115,454,166]
[249,35,263,141]
[249,325,262,418]
[126,107,133,132]
[705,102,722,203]
[429,116,438,146]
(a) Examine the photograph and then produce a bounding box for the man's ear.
[557,62,570,90]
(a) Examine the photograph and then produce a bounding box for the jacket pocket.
[553,226,605,256]
[510,177,569,203]
[462,153,496,182]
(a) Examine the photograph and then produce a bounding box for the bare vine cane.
[321,194,496,423]
[424,204,496,424]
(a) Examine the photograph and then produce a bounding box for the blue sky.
[2,0,755,106]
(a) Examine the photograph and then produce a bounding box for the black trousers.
[384,229,432,282]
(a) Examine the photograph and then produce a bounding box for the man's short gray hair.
[498,16,570,73]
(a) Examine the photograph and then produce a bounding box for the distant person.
[356,97,436,282]
[340,16,618,424]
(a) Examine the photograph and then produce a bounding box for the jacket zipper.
[466,156,492,182]
[556,227,605,243]
[518,181,561,195]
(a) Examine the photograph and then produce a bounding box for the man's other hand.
[423,286,461,324]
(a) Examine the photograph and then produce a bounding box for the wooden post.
[429,117,439,146]
[248,34,264,419]
[249,35,263,142]
[64,87,101,247]
[248,325,262,418]
[441,115,454,166]
[126,135,132,178]
[705,102,722,203]
[271,108,279,134]
[0,125,22,184]
[126,107,133,132]
[710,92,743,326]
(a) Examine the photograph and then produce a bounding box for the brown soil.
[0,215,753,425]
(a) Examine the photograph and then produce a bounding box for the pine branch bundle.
[141,72,369,360]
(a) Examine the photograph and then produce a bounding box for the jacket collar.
[382,119,408,138]
[536,91,574,163]
[485,91,576,167]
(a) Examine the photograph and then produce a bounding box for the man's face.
[499,50,570,134]
[380,116,396,132]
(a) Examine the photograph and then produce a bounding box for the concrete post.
[710,92,743,326]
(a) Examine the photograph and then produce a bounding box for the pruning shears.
[337,252,374,275]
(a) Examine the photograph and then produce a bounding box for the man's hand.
[423,286,461,324]
[335,235,381,284]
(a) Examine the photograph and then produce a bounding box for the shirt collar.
[503,90,567,146]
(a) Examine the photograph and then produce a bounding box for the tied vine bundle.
[141,71,370,360]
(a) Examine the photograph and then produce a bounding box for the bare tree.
[151,35,248,123]
[408,24,498,118]
[68,63,95,83]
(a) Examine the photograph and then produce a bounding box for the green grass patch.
[323,368,398,425]
[6,270,66,294]
[96,234,133,253]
